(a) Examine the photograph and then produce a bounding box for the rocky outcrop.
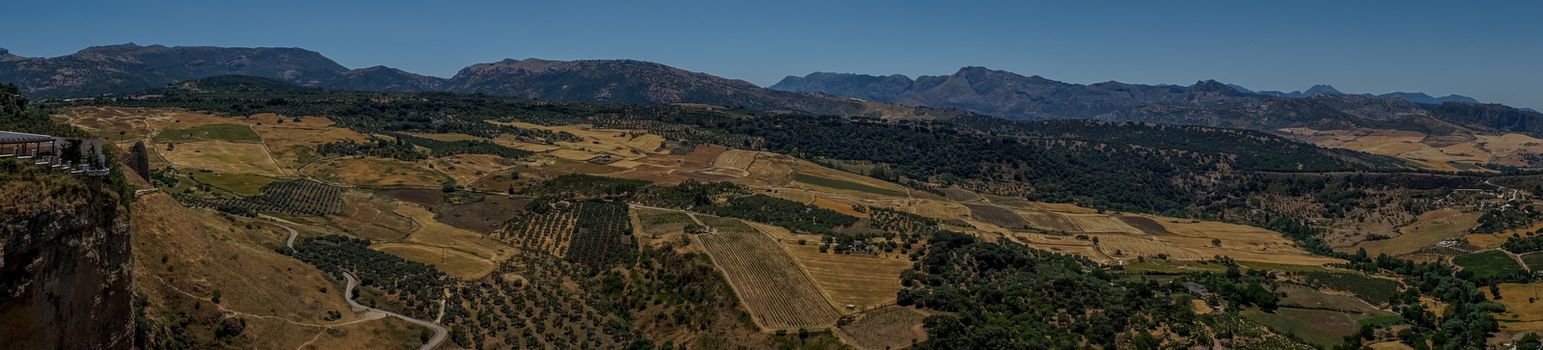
[0,161,133,350]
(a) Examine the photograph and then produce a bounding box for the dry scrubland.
[305,157,450,187]
[1357,208,1479,257]
[159,140,286,177]
[133,193,422,349]
[1279,127,1543,171]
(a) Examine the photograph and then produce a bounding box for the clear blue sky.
[3,0,1540,108]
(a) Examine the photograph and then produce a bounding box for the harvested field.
[835,306,928,350]
[1359,209,1479,257]
[1092,234,1206,261]
[781,243,910,313]
[696,217,839,330]
[938,187,981,202]
[160,140,286,177]
[373,242,496,280]
[791,172,906,197]
[307,157,449,188]
[963,203,1030,229]
[549,148,600,161]
[711,149,758,174]
[1280,127,1543,170]
[1463,232,1514,250]
[810,196,866,218]
[1119,216,1174,235]
[1064,214,1143,234]
[255,125,368,167]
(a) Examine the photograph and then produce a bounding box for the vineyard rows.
[697,224,839,330]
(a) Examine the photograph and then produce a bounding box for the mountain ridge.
[0,44,959,119]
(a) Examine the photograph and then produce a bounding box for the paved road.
[342,272,447,350]
[259,215,301,249]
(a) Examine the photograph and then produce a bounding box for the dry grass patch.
[394,202,515,264]
[709,149,759,176]
[307,157,449,188]
[429,154,520,186]
[781,243,911,313]
[300,316,428,350]
[132,193,364,348]
[159,140,286,177]
[1359,208,1479,257]
[372,242,496,280]
[1486,283,1543,333]
[1063,214,1144,234]
[316,191,417,241]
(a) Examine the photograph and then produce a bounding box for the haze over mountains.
[3,44,1540,137]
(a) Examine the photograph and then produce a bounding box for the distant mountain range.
[1226,83,1482,104]
[3,44,1539,137]
[771,68,1543,135]
[0,44,957,119]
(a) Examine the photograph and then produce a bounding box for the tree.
[1211,238,1222,247]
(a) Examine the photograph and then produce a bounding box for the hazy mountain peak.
[1303,84,1342,96]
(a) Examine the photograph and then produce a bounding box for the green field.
[190,172,278,196]
[1453,250,1527,282]
[1301,272,1401,305]
[791,172,906,197]
[152,123,263,143]
[1523,252,1543,272]
[1240,307,1363,347]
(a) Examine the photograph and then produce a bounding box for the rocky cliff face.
[0,159,133,350]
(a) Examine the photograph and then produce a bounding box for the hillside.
[36,79,1534,348]
[772,68,1543,138]
[0,44,960,120]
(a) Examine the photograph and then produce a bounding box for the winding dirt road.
[342,272,447,350]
